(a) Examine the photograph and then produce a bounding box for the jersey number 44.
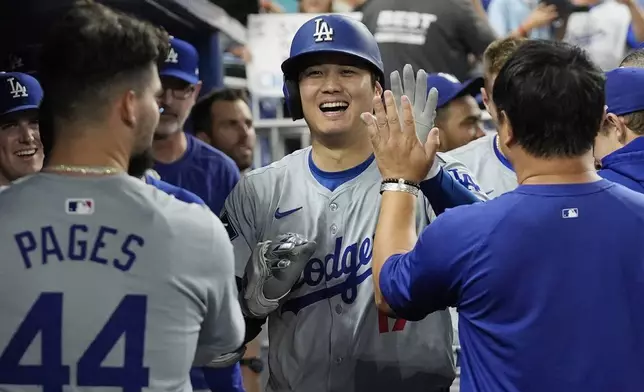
[0,292,148,391]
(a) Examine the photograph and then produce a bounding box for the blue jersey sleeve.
[419,167,481,215]
[379,204,485,321]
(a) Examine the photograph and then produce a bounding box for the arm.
[420,154,488,216]
[194,214,246,366]
[373,204,476,320]
[623,0,644,45]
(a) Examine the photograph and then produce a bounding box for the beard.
[127,147,155,178]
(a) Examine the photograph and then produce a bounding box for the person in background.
[298,0,333,12]
[594,66,644,192]
[448,36,527,199]
[359,0,497,83]
[563,0,644,70]
[0,72,43,190]
[193,88,256,173]
[368,38,644,392]
[487,0,559,39]
[427,73,485,152]
[152,36,240,214]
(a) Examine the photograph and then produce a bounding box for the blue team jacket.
[598,137,644,194]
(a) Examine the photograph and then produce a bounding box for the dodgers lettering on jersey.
[0,173,244,391]
[222,146,485,392]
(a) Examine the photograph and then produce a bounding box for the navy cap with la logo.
[159,37,200,85]
[0,72,43,117]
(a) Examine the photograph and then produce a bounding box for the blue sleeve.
[199,364,245,392]
[419,167,481,215]
[379,206,483,321]
[207,159,241,215]
[627,24,641,48]
[177,189,207,206]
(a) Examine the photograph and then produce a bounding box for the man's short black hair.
[192,87,250,134]
[493,40,605,158]
[38,0,169,125]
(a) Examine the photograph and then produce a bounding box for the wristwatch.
[240,357,264,374]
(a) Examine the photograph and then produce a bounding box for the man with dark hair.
[426,73,485,153]
[194,88,256,173]
[0,1,244,390]
[367,39,644,391]
[448,36,527,199]
[152,37,240,214]
[594,67,644,192]
[0,72,43,190]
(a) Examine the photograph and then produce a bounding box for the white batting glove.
[390,64,439,145]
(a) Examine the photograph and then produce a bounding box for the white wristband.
[380,182,420,197]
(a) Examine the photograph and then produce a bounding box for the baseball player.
[0,72,43,191]
[594,66,644,192]
[222,14,486,392]
[448,36,527,199]
[0,2,243,390]
[369,38,644,392]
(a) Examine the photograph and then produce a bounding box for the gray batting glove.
[242,233,316,318]
[390,64,439,144]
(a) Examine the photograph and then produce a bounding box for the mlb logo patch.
[66,199,94,215]
[562,208,579,219]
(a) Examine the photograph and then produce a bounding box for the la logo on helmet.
[313,18,334,43]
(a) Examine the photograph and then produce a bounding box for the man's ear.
[607,113,628,144]
[481,87,490,112]
[192,81,203,102]
[499,110,515,147]
[120,90,137,127]
[195,130,211,144]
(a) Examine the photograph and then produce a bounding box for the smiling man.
[0,72,43,189]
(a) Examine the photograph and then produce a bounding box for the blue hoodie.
[598,137,644,193]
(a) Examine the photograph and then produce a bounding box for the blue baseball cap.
[159,37,200,85]
[0,72,43,117]
[605,67,644,116]
[427,73,484,109]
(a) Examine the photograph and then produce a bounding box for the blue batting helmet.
[281,14,384,121]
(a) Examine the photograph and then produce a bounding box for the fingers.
[414,69,428,114]
[400,95,416,138]
[383,90,401,134]
[402,64,415,102]
[423,127,441,160]
[425,88,439,127]
[390,70,403,111]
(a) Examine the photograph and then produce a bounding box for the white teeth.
[15,149,36,157]
[320,102,349,109]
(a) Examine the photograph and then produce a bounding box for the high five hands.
[361,64,440,184]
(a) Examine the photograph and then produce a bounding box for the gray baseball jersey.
[448,133,518,199]
[0,172,244,391]
[222,147,487,392]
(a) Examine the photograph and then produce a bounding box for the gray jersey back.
[0,173,244,391]
[448,133,518,198]
[223,147,486,392]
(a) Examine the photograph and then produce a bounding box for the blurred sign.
[246,12,362,98]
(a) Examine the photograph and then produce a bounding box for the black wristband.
[240,357,264,374]
[381,178,420,188]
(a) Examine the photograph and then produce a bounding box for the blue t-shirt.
[380,179,644,392]
[154,133,240,215]
[146,176,244,392]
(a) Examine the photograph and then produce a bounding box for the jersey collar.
[493,134,514,172]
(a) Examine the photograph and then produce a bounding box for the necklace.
[495,135,504,157]
[46,165,122,175]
